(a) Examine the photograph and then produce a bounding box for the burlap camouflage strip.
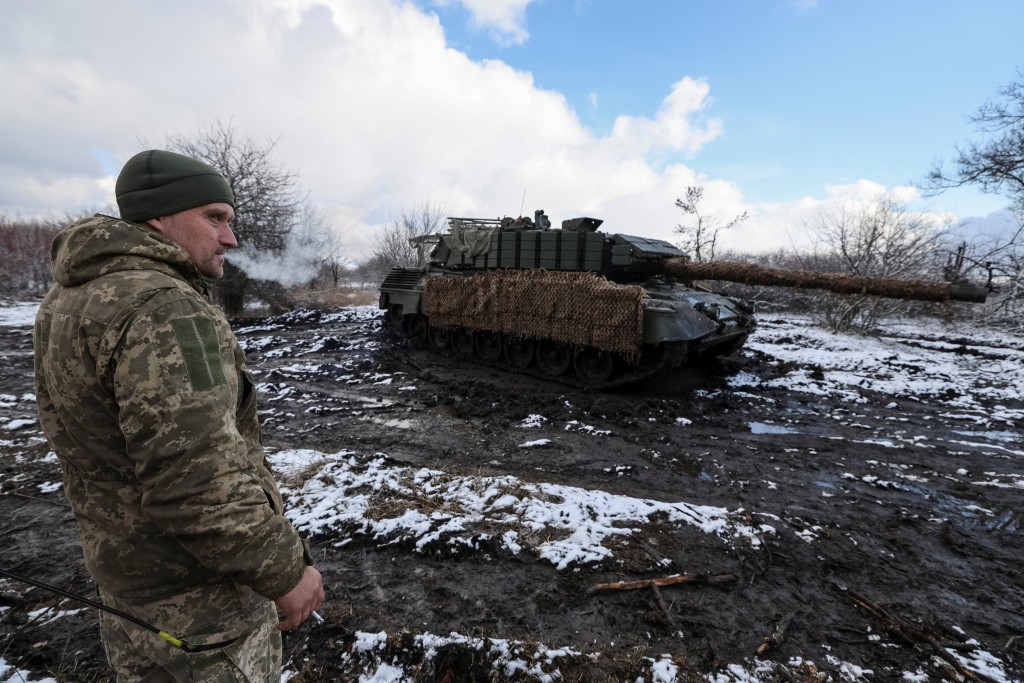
[659,260,960,302]
[423,269,645,356]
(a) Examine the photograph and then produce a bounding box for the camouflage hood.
[50,214,207,292]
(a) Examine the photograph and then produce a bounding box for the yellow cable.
[159,631,184,648]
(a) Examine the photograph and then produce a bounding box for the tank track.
[391,313,698,391]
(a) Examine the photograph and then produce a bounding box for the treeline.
[4,203,1020,335]
[0,215,73,297]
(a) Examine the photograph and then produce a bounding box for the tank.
[378,210,989,388]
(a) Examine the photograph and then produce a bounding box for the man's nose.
[221,225,239,248]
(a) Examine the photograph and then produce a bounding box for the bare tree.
[292,203,348,288]
[943,221,1024,327]
[288,202,331,284]
[0,215,74,297]
[806,196,950,332]
[167,121,301,316]
[353,253,398,288]
[991,246,1024,326]
[371,202,448,270]
[319,227,349,288]
[925,69,1024,212]
[673,186,748,262]
[922,71,1024,328]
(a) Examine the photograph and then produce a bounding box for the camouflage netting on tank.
[444,225,494,257]
[424,270,645,356]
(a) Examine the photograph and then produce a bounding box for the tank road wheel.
[632,343,670,372]
[405,314,430,349]
[536,340,572,377]
[428,325,451,350]
[574,347,615,385]
[475,331,504,362]
[452,328,475,356]
[504,336,535,369]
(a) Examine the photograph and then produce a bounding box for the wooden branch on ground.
[650,582,676,629]
[756,614,792,656]
[588,572,736,595]
[0,592,30,608]
[841,586,1000,683]
[5,492,70,508]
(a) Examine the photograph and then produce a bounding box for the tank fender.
[642,300,719,343]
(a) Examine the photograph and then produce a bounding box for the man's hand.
[274,565,324,631]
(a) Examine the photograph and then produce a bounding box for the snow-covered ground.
[1,302,1021,683]
[0,302,39,327]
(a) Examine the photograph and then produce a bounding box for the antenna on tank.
[519,189,527,218]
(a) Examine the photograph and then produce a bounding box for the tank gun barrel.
[655,259,989,304]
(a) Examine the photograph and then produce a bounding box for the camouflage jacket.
[34,214,308,604]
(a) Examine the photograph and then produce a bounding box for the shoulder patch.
[170,316,227,391]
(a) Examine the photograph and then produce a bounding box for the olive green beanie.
[115,149,234,223]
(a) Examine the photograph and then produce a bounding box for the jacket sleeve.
[113,290,307,600]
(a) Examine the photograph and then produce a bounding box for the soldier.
[33,149,324,682]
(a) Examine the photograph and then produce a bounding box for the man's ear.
[144,216,165,233]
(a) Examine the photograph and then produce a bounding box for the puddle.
[985,508,1020,532]
[749,421,800,435]
[899,482,994,528]
[952,430,1018,443]
[370,418,416,429]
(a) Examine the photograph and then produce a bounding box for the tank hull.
[379,266,756,388]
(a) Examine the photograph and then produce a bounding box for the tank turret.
[378,211,989,388]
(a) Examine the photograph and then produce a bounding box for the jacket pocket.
[183,602,278,683]
[235,369,262,446]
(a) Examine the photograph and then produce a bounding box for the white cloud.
[951,208,1021,246]
[724,181,960,257]
[823,179,912,203]
[0,166,113,215]
[610,77,723,156]
[434,0,534,45]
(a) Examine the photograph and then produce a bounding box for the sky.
[2,0,1022,264]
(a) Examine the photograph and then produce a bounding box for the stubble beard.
[201,253,226,280]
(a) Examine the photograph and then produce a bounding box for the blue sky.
[435,0,1020,216]
[0,0,1020,261]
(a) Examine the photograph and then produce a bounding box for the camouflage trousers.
[98,579,281,683]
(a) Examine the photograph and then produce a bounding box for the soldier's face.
[148,203,238,278]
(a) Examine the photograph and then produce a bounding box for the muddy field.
[1,304,1021,682]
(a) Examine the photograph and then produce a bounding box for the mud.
[0,309,1021,682]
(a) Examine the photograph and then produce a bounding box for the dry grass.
[363,486,445,521]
